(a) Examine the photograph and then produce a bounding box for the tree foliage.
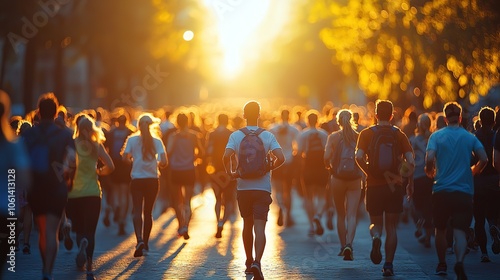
[313,0,500,108]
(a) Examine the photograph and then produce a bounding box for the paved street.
[2,188,500,279]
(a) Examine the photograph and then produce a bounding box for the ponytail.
[337,109,358,145]
[140,120,155,161]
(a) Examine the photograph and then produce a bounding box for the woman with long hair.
[68,113,114,280]
[324,109,363,261]
[122,113,167,257]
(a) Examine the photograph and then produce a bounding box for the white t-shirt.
[225,126,282,193]
[123,134,166,179]
[269,123,300,164]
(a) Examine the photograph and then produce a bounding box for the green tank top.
[68,140,101,198]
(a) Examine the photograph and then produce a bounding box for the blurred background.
[0,0,499,116]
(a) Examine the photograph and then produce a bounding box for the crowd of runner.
[1,90,499,280]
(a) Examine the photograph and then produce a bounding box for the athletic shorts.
[28,186,67,218]
[365,184,404,216]
[237,190,272,221]
[413,176,433,213]
[171,169,196,186]
[432,191,473,232]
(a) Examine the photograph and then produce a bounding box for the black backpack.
[25,124,64,186]
[367,125,400,179]
[237,128,268,179]
[304,132,325,168]
[331,134,362,180]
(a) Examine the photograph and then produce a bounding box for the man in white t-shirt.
[223,101,285,280]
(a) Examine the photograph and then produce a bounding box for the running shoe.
[434,262,447,275]
[216,222,223,238]
[342,244,353,261]
[490,225,500,254]
[338,246,345,256]
[480,254,491,263]
[370,236,382,264]
[86,272,96,280]
[454,262,467,280]
[244,259,253,274]
[178,226,190,240]
[76,238,88,268]
[251,261,264,280]
[313,216,324,236]
[382,262,394,277]
[134,241,145,257]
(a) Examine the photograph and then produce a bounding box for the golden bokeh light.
[183,30,195,41]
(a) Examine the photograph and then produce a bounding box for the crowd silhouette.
[1,91,499,280]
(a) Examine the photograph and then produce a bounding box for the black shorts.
[365,184,404,216]
[171,169,196,186]
[28,186,67,218]
[432,191,473,232]
[413,176,433,212]
[237,190,272,221]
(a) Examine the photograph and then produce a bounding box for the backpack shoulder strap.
[240,127,250,135]
[255,128,264,135]
[369,125,379,133]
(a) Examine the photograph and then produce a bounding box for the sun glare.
[183,30,194,41]
[203,0,291,79]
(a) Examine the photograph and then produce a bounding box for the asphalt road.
[2,188,499,279]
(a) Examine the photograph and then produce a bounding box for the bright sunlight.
[203,0,291,79]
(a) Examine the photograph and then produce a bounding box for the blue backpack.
[368,125,400,179]
[331,135,362,180]
[25,124,64,186]
[237,128,268,179]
